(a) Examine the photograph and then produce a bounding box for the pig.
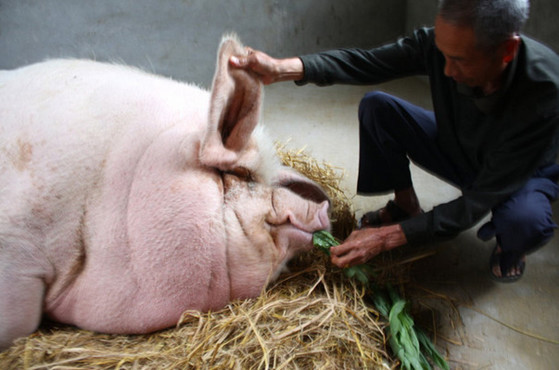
[0,35,330,351]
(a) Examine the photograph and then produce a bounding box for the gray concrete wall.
[1,1,556,88]
[405,0,559,53]
[0,0,405,87]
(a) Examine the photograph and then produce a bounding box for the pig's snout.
[313,201,331,232]
[268,188,330,233]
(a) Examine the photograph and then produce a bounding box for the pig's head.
[200,35,331,296]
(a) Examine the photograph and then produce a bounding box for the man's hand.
[229,48,304,85]
[330,224,407,268]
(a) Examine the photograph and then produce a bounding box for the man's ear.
[502,34,521,64]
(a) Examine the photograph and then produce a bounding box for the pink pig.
[0,35,330,350]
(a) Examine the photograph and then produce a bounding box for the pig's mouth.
[266,196,331,248]
[273,226,315,251]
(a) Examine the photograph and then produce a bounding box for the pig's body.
[0,37,330,350]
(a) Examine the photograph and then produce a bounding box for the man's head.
[435,0,529,93]
[438,0,529,50]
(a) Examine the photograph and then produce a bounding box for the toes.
[490,245,526,282]
[492,263,502,278]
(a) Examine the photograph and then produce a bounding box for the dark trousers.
[357,91,559,254]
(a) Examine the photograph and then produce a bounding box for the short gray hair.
[438,0,530,50]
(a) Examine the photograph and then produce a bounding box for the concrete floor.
[261,79,559,369]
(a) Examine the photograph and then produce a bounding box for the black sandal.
[489,245,526,283]
[359,200,415,228]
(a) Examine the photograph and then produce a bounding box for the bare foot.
[490,245,526,282]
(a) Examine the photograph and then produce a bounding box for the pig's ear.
[200,34,262,171]
[273,166,330,204]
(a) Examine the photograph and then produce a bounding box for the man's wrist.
[275,57,304,82]
[380,224,408,252]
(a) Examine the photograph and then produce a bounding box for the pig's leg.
[0,272,45,351]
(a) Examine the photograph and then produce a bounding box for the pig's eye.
[226,167,254,182]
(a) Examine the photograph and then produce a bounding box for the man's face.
[434,16,509,92]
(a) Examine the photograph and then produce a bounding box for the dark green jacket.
[296,28,559,244]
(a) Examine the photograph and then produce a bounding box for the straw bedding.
[0,145,408,369]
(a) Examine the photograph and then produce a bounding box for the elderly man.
[231,0,559,282]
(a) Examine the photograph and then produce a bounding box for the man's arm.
[230,28,434,87]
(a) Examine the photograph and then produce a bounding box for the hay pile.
[0,146,408,369]
[1,262,394,369]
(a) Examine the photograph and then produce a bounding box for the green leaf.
[344,266,356,278]
[312,230,339,256]
[388,300,406,334]
[354,268,370,286]
[384,286,433,370]
[416,329,450,370]
[371,288,391,318]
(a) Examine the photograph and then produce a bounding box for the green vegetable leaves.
[312,230,449,370]
[312,230,338,256]
[312,230,374,285]
[375,284,449,370]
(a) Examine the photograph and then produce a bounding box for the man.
[230,0,559,282]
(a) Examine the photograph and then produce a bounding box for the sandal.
[489,245,526,283]
[359,200,416,228]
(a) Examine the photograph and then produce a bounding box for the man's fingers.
[330,243,350,257]
[330,244,356,267]
[229,55,247,67]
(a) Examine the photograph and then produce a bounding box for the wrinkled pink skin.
[0,35,330,350]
